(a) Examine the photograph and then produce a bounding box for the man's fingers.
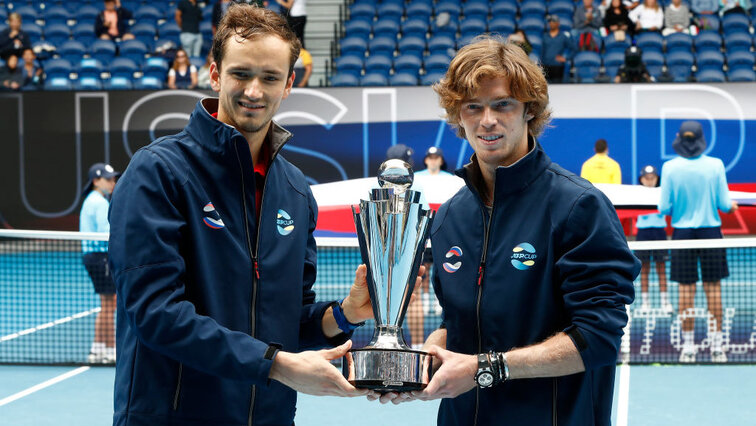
[354,264,367,284]
[323,340,352,360]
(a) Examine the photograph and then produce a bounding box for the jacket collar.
[186,98,293,160]
[456,137,552,201]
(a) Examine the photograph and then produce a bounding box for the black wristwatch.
[475,353,496,388]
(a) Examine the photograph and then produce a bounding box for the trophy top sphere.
[378,159,414,192]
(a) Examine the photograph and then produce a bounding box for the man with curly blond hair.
[372,36,639,426]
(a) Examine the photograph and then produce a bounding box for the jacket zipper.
[552,378,558,426]
[172,363,183,410]
[473,196,495,426]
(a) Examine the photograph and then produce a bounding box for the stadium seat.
[14,5,38,23]
[603,32,631,55]
[134,6,162,27]
[431,17,459,38]
[727,68,756,82]
[0,8,7,23]
[665,32,693,54]
[75,76,103,90]
[696,14,720,32]
[72,23,96,47]
[397,36,426,58]
[695,68,726,82]
[725,50,755,72]
[401,18,429,39]
[368,36,396,58]
[361,73,389,86]
[200,21,213,41]
[44,76,73,90]
[424,54,451,74]
[456,34,476,48]
[405,2,433,23]
[488,17,516,36]
[334,54,364,77]
[635,32,663,54]
[529,34,543,56]
[435,1,462,20]
[421,71,445,85]
[519,0,547,19]
[43,58,73,80]
[142,57,169,80]
[462,1,489,21]
[344,20,371,39]
[373,19,400,39]
[330,73,360,87]
[724,32,753,53]
[364,55,392,77]
[158,22,181,46]
[641,50,665,80]
[459,18,487,38]
[693,31,722,54]
[134,76,164,90]
[666,50,694,82]
[547,0,574,18]
[24,23,43,44]
[77,57,105,79]
[340,36,368,57]
[490,1,518,20]
[43,23,70,47]
[109,57,139,79]
[557,16,573,32]
[602,51,625,80]
[376,2,403,21]
[722,13,750,36]
[428,35,456,56]
[390,73,419,86]
[43,5,71,26]
[58,40,87,64]
[349,3,376,22]
[131,23,157,51]
[104,76,133,90]
[695,50,725,73]
[518,17,545,36]
[119,39,149,64]
[393,54,423,76]
[572,51,601,83]
[75,5,100,26]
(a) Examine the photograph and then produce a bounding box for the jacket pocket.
[173,363,183,411]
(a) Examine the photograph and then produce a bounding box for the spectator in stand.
[604,0,634,37]
[614,45,653,82]
[719,0,751,16]
[167,48,198,89]
[292,45,312,87]
[197,50,213,89]
[20,48,42,90]
[575,0,603,34]
[95,0,134,41]
[212,0,232,35]
[663,0,693,35]
[176,0,204,58]
[0,53,23,91]
[580,138,622,184]
[507,29,533,56]
[629,0,664,33]
[276,0,307,47]
[691,0,720,15]
[0,13,31,60]
[541,15,571,83]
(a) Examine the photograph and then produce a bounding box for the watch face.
[477,372,494,387]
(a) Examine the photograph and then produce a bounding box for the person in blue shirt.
[80,162,120,363]
[659,120,738,363]
[635,165,672,313]
[415,146,453,177]
[541,14,571,83]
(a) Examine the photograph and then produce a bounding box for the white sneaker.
[87,352,105,364]
[711,350,727,363]
[679,349,696,363]
[661,303,674,314]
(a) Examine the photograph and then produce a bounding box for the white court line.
[0,366,90,407]
[616,363,631,426]
[0,308,101,342]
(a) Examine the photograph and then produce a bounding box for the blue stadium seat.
[330,73,360,87]
[334,54,364,77]
[603,51,625,80]
[665,32,693,54]
[401,18,429,39]
[75,76,103,90]
[44,76,73,90]
[76,5,100,26]
[694,31,722,54]
[131,23,157,50]
[349,3,376,22]
[424,54,451,74]
[364,55,392,77]
[368,36,396,58]
[456,34,477,48]
[488,17,516,35]
[340,36,368,57]
[24,23,43,44]
[696,14,720,32]
[547,0,574,18]
[529,34,543,56]
[158,22,181,46]
[557,16,573,32]
[435,1,462,20]
[603,31,631,55]
[462,2,489,21]
[393,54,423,76]
[58,40,87,64]
[695,68,725,82]
[77,57,105,79]
[390,73,419,86]
[344,20,371,39]
[642,50,665,80]
[109,57,139,79]
[421,71,445,85]
[72,23,96,47]
[43,23,70,47]
[373,19,400,39]
[635,32,663,54]
[43,58,73,79]
[459,18,486,38]
[135,76,164,90]
[397,36,426,57]
[490,1,518,20]
[518,17,545,36]
[431,18,458,38]
[727,68,756,82]
[361,73,389,86]
[0,9,7,23]
[696,50,724,73]
[725,50,755,72]
[134,6,162,27]
[200,21,213,41]
[119,39,149,64]
[722,13,750,36]
[724,32,753,53]
[572,51,601,83]
[142,57,169,80]
[405,2,433,23]
[666,50,694,82]
[428,35,455,56]
[519,0,546,19]
[43,5,71,26]
[376,2,403,21]
[14,5,38,23]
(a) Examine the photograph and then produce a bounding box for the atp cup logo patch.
[511,242,537,270]
[276,209,294,236]
[202,202,225,229]
[442,246,463,273]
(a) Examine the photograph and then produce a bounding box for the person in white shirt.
[629,0,664,32]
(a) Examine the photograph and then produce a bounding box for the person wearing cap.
[635,165,672,313]
[541,14,571,83]
[580,138,622,184]
[415,146,453,177]
[80,163,120,363]
[659,120,738,363]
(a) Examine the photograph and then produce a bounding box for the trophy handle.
[353,206,382,325]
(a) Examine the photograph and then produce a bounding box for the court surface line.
[616,363,630,426]
[0,366,90,407]
[0,307,100,342]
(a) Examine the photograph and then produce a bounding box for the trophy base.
[343,347,433,393]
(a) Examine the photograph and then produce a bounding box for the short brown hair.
[433,35,551,139]
[211,4,301,77]
[594,138,608,153]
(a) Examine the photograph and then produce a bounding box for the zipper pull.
[253,259,260,279]
[477,263,485,286]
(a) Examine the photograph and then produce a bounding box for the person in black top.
[176,0,204,58]
[614,46,652,83]
[604,0,634,37]
[0,54,24,91]
[94,0,135,41]
[0,13,31,60]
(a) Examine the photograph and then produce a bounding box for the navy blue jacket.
[108,99,344,425]
[430,142,638,426]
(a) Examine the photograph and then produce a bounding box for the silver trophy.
[343,159,435,392]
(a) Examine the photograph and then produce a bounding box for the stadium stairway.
[304,0,343,86]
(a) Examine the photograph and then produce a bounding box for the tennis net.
[1,230,754,365]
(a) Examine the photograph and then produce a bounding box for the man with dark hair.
[109,4,372,425]
[541,14,571,83]
[581,138,622,184]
